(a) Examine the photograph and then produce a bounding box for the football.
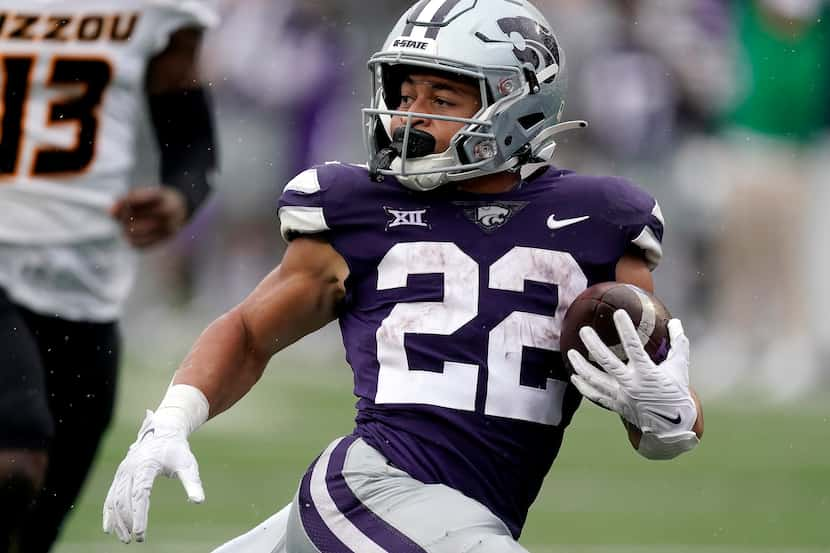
[560,282,672,374]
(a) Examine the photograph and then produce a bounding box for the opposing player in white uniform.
[103,1,704,551]
[0,1,218,551]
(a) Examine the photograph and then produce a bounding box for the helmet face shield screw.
[474,140,497,160]
[498,78,516,96]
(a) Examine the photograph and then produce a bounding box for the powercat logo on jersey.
[385,207,430,230]
[0,12,140,43]
[455,201,528,233]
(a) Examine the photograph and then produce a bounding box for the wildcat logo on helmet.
[455,201,528,233]
[477,16,560,78]
[499,16,559,71]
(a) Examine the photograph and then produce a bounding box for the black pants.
[0,288,119,552]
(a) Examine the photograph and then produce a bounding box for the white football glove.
[567,309,699,460]
[103,409,204,543]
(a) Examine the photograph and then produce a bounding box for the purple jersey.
[278,163,664,538]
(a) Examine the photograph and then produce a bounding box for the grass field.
[54,353,830,553]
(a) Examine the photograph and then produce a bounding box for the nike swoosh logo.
[648,410,682,425]
[139,428,155,442]
[546,214,590,230]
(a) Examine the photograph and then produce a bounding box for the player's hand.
[103,410,204,543]
[567,310,697,438]
[111,186,188,248]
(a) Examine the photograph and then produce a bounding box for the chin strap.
[369,146,398,182]
[369,127,436,182]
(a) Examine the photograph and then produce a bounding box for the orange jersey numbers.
[0,12,139,43]
[0,56,31,174]
[0,55,112,178]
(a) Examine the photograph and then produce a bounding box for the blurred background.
[56,0,829,551]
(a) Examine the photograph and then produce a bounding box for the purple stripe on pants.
[326,436,427,553]
[298,463,353,553]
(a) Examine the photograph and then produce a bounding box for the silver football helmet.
[363,0,586,191]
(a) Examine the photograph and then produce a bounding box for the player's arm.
[172,236,348,416]
[568,251,703,460]
[111,27,217,248]
[103,237,348,543]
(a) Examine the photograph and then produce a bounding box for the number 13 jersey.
[0,0,216,320]
[279,162,665,538]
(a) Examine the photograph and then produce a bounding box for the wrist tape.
[154,384,210,436]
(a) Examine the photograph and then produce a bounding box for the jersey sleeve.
[630,199,664,270]
[146,0,220,54]
[277,162,365,242]
[278,168,330,241]
[600,177,665,270]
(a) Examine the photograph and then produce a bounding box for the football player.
[0,1,218,551]
[103,1,704,551]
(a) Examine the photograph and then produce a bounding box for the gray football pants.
[212,436,529,553]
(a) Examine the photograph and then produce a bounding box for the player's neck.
[456,171,521,194]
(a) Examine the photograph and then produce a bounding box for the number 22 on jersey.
[376,242,587,426]
[0,54,111,178]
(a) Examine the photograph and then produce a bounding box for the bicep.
[238,237,349,359]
